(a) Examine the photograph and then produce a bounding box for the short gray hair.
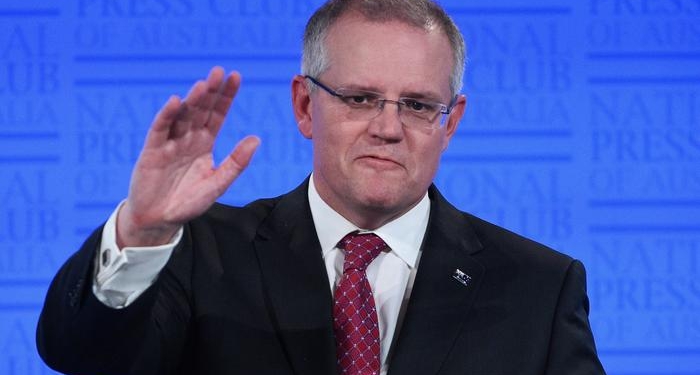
[302,0,466,96]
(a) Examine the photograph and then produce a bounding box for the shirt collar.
[308,174,429,268]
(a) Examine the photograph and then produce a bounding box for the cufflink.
[452,269,472,286]
[101,248,111,267]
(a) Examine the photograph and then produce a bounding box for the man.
[37,0,606,374]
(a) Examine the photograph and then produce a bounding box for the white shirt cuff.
[92,201,182,308]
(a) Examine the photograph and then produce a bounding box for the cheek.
[313,119,366,155]
[407,138,444,179]
[312,125,339,157]
[312,125,351,171]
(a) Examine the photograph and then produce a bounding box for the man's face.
[293,14,466,229]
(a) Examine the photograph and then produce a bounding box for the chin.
[356,186,409,211]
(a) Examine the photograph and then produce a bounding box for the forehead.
[322,14,453,98]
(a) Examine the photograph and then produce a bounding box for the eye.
[403,99,436,113]
[340,92,379,107]
[351,95,369,104]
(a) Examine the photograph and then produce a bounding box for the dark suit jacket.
[37,181,605,375]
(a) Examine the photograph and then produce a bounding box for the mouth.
[356,155,403,169]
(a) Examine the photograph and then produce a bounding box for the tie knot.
[338,232,386,272]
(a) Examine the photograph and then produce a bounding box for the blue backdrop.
[1,0,699,373]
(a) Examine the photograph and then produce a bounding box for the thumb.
[213,135,261,193]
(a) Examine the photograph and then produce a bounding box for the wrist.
[115,203,180,248]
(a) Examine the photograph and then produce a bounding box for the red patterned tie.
[334,232,386,375]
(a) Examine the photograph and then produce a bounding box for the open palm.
[117,67,260,247]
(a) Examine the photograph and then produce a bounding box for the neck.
[311,175,424,231]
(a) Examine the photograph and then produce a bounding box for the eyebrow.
[336,83,446,103]
[400,91,445,102]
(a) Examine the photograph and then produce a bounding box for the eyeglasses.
[305,75,457,130]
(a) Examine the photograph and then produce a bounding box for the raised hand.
[116,67,260,248]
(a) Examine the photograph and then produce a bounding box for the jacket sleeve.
[36,226,194,375]
[545,260,607,375]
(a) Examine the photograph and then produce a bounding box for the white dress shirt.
[94,177,430,374]
[308,179,429,372]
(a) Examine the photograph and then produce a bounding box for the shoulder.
[429,185,575,279]
[464,212,573,269]
[444,203,586,313]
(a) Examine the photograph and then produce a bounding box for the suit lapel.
[388,186,485,375]
[253,180,338,375]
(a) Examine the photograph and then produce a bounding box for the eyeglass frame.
[304,75,458,129]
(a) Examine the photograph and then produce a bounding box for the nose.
[367,100,404,141]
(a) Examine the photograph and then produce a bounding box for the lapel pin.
[452,268,472,286]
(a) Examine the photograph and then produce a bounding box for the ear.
[291,75,313,139]
[441,94,467,150]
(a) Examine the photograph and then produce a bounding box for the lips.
[356,155,403,169]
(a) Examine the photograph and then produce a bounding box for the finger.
[184,67,227,130]
[208,135,261,198]
[170,80,209,139]
[206,71,241,137]
[144,95,181,148]
[170,67,225,138]
[183,67,224,110]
